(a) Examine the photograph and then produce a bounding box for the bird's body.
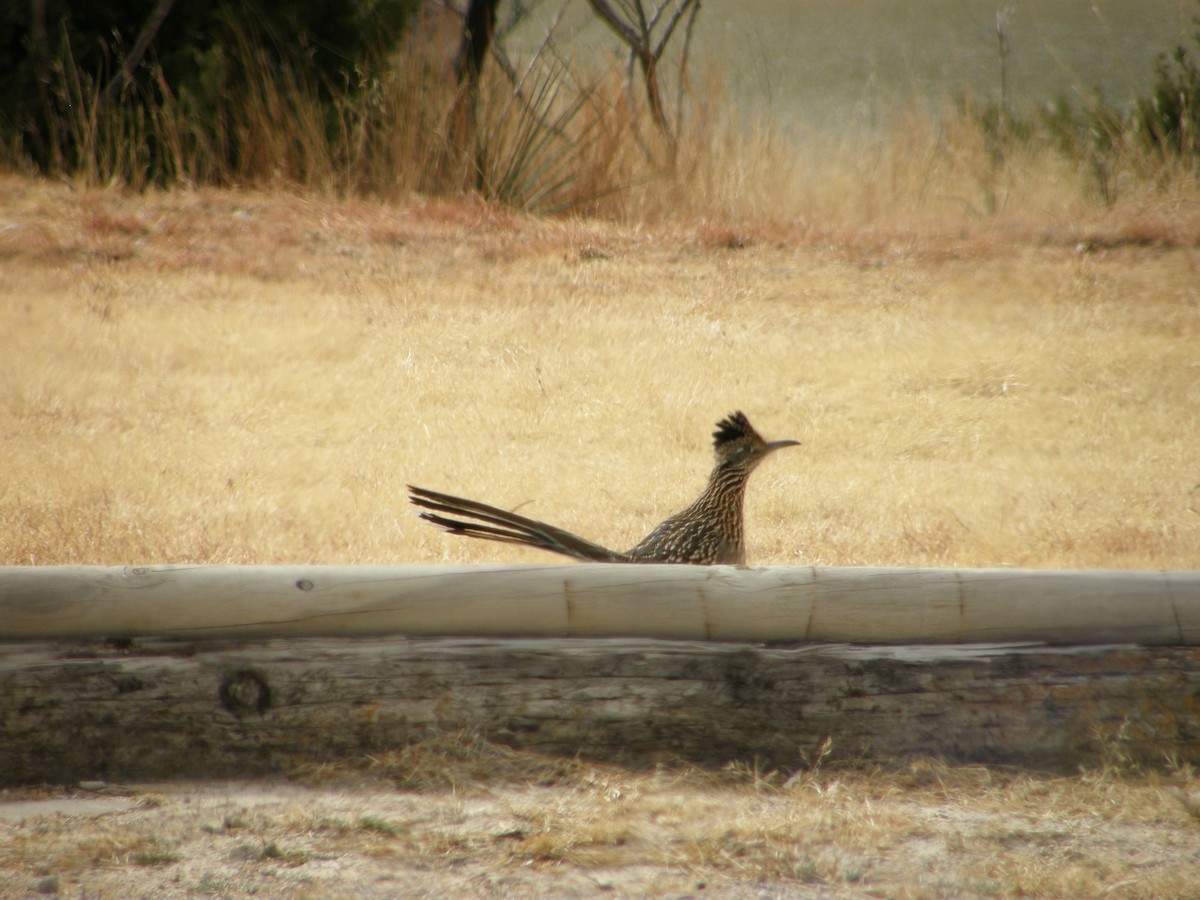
[409,411,798,565]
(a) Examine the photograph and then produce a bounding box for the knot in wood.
[722,650,776,704]
[219,668,272,716]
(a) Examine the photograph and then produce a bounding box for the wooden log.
[1,637,1198,785]
[2,564,1199,644]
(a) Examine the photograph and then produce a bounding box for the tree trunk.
[448,0,500,189]
[454,0,499,87]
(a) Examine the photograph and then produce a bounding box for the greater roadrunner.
[408,411,798,565]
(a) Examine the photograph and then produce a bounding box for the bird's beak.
[764,439,801,453]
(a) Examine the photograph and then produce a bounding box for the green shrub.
[1137,15,1200,161]
[0,0,418,180]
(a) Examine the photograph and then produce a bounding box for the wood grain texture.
[2,637,1198,784]
[3,564,1199,644]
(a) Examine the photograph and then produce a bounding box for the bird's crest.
[713,411,761,446]
[712,411,766,460]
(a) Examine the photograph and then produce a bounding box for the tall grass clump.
[0,1,417,189]
[51,42,339,191]
[3,2,1200,231]
[2,9,642,212]
[954,7,1200,213]
[438,51,644,214]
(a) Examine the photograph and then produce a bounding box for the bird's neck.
[687,463,751,524]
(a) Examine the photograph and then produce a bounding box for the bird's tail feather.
[408,485,625,563]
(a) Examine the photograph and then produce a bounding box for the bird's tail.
[407,485,626,563]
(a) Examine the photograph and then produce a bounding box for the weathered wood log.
[4,566,1197,784]
[2,637,1198,785]
[3,564,1199,644]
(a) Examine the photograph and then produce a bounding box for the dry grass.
[2,174,1199,892]
[1,175,1198,568]
[1,735,1198,897]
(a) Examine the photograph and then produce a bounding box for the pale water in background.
[513,0,1198,136]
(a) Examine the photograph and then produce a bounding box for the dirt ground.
[2,757,1199,899]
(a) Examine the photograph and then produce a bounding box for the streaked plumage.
[409,411,798,565]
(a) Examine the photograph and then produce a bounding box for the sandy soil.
[2,768,1199,899]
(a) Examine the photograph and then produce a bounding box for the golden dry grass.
[2,175,1198,568]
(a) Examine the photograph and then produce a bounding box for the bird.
[408,411,799,565]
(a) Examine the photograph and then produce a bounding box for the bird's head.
[711,411,800,471]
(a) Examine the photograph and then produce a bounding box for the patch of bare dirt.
[3,762,1198,898]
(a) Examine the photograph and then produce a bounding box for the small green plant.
[951,5,1200,207]
[130,848,180,866]
[359,815,405,836]
[256,841,309,865]
[1137,13,1200,162]
[1037,94,1127,204]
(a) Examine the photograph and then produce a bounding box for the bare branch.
[100,0,177,107]
[672,0,701,139]
[587,0,648,56]
[646,0,671,33]
[653,0,699,62]
[584,0,702,157]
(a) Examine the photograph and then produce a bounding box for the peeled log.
[2,564,1199,644]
